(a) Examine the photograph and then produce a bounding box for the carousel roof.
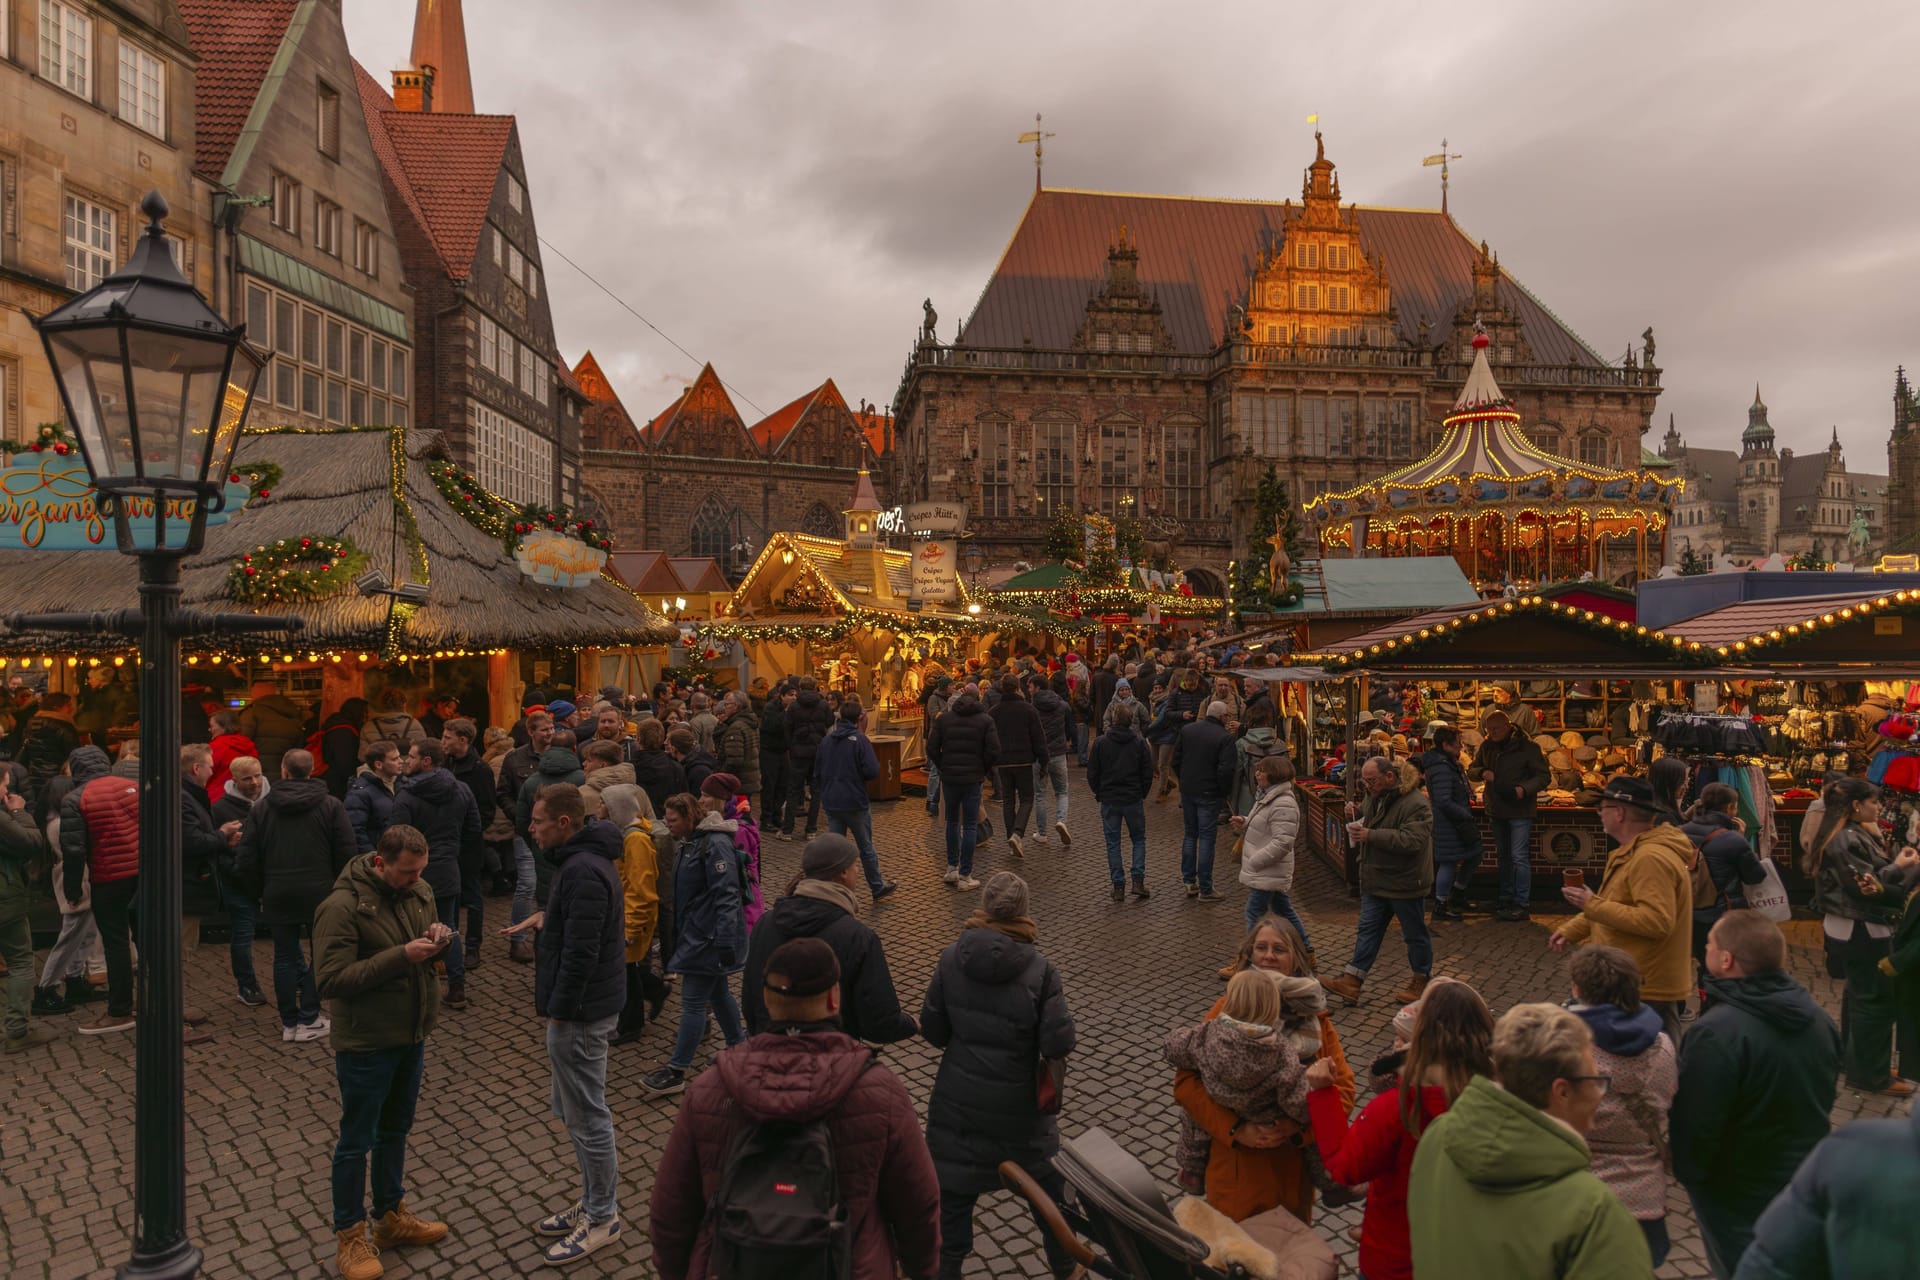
[1304,326,1682,527]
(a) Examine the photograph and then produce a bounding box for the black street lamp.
[7,192,299,1280]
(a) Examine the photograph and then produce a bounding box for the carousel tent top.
[1302,325,1682,568]
[0,426,675,655]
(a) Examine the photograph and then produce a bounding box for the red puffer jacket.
[649,1027,940,1280]
[77,770,141,884]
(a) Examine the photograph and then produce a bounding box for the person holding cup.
[1549,777,1694,1045]
[1322,757,1434,1007]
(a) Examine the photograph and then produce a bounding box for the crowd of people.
[2,653,1917,1280]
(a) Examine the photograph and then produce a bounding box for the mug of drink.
[1346,820,1366,841]
[1562,868,1586,890]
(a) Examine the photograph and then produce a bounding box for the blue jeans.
[270,923,320,1028]
[548,1015,619,1222]
[332,1042,425,1230]
[1493,817,1534,908]
[1036,755,1070,829]
[1244,888,1312,951]
[1180,798,1220,893]
[434,890,465,984]
[925,759,942,814]
[668,971,744,1071]
[826,808,886,893]
[943,782,982,875]
[1346,894,1433,978]
[215,870,259,991]
[510,837,536,928]
[1434,857,1474,902]
[1071,720,1089,767]
[1100,802,1145,884]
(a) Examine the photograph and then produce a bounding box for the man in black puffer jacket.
[920,871,1076,1280]
[927,690,1000,888]
[740,833,917,1043]
[522,783,626,1264]
[987,677,1048,856]
[234,749,356,1039]
[391,741,483,1010]
[782,678,834,840]
[1087,703,1155,900]
[1418,727,1483,921]
[1171,700,1237,899]
[757,683,792,835]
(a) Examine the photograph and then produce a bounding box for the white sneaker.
[544,1214,621,1265]
[290,1016,330,1043]
[956,876,982,891]
[281,1024,296,1043]
[943,867,959,885]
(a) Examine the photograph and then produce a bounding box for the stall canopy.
[1304,324,1681,583]
[0,426,675,657]
[1666,588,1920,671]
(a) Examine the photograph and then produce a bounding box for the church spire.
[410,0,474,113]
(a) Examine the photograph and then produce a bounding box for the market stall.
[983,562,1227,659]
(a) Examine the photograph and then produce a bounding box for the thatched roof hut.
[0,426,674,654]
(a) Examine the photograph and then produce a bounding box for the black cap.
[762,937,840,998]
[1599,776,1662,812]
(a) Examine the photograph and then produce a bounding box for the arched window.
[689,496,736,561]
[800,501,838,537]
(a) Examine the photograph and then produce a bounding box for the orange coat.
[1174,1000,1356,1224]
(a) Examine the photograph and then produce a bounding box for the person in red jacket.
[66,754,142,1036]
[207,709,260,805]
[648,937,940,1280]
[1303,978,1494,1280]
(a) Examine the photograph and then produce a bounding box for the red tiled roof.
[748,381,830,453]
[178,0,300,180]
[668,558,732,592]
[855,408,894,460]
[354,63,435,250]
[555,360,585,400]
[641,388,688,445]
[380,112,512,279]
[961,188,1604,367]
[1667,592,1883,649]
[608,551,682,595]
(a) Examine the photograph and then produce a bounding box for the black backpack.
[709,1059,873,1280]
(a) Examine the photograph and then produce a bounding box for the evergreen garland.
[227,536,367,605]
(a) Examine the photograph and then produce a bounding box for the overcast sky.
[343,0,1920,464]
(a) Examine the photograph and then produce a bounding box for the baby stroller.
[998,1129,1335,1280]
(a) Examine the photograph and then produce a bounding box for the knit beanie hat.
[982,870,1030,921]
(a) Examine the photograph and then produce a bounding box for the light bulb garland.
[227,536,368,604]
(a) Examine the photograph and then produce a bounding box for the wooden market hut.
[0,425,673,725]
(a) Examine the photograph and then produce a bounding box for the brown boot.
[443,981,467,1012]
[510,936,535,964]
[1393,974,1430,1004]
[335,1223,383,1280]
[1322,973,1364,1005]
[369,1199,448,1249]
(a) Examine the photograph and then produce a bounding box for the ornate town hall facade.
[890,136,1664,587]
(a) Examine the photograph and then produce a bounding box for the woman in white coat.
[1229,755,1314,958]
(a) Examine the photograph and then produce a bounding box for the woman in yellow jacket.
[602,784,670,1045]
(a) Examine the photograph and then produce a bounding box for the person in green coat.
[1409,1002,1652,1280]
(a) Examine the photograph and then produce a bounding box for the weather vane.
[1018,113,1055,192]
[1423,139,1463,215]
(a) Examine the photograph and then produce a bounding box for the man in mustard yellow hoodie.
[1550,777,1694,1044]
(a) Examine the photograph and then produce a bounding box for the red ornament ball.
[258,488,271,498]
[28,443,42,452]
[53,443,70,455]
[300,538,311,548]
[243,567,256,576]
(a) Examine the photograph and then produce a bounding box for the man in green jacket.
[312,825,452,1280]
[1323,755,1434,1007]
[1410,1001,1652,1280]
[1,768,55,1052]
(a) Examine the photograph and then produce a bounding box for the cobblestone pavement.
[2,782,1907,1279]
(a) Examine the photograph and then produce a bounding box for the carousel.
[1303,325,1682,585]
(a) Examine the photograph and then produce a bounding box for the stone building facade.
[358,49,583,507]
[888,136,1664,586]
[1661,392,1888,565]
[177,0,415,435]
[0,0,208,444]
[575,356,891,577]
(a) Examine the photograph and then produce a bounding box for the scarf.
[792,877,859,916]
[962,910,1037,943]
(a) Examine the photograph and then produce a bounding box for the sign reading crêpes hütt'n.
[911,539,959,601]
[514,528,609,589]
[904,501,967,536]
[0,451,251,551]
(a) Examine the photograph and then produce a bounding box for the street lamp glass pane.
[124,329,232,479]
[211,345,267,481]
[45,326,135,480]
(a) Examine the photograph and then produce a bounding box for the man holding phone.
[313,824,453,1280]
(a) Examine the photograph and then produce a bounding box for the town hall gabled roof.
[177,0,301,182]
[354,61,512,281]
[959,186,1605,366]
[749,380,838,455]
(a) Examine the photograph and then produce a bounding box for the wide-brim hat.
[1599,776,1662,812]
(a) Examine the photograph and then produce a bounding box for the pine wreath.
[227,535,367,605]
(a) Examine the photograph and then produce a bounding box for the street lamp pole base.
[118,1241,204,1280]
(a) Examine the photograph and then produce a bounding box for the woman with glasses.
[1567,945,1679,1267]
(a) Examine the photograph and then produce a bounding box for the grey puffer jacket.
[920,922,1075,1194]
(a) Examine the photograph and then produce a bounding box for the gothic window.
[1097,422,1140,515]
[800,501,838,537]
[1236,393,1291,458]
[1034,419,1075,516]
[690,496,739,562]
[1163,422,1203,519]
[1579,433,1610,466]
[980,419,1014,518]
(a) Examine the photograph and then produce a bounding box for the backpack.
[304,727,330,776]
[708,1059,874,1280]
[1684,829,1720,912]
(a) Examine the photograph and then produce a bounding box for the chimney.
[392,65,435,113]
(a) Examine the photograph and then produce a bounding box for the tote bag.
[1745,857,1792,923]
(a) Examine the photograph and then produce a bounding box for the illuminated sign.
[0,452,251,551]
[514,529,609,589]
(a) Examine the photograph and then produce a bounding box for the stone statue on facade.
[921,298,938,344]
